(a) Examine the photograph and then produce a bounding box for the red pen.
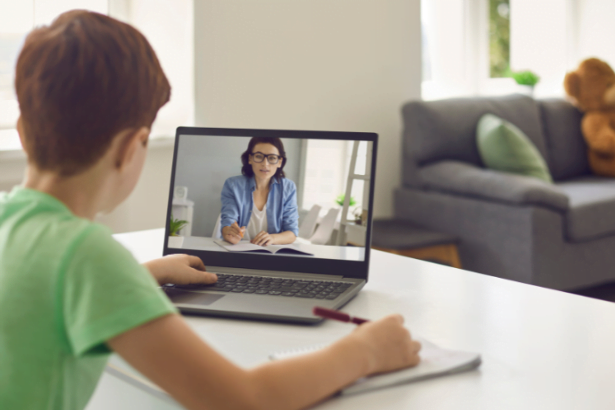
[313,306,369,325]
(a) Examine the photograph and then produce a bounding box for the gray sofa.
[395,94,615,290]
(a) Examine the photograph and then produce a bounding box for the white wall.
[0,142,174,235]
[194,0,422,218]
[0,152,27,193]
[95,141,175,233]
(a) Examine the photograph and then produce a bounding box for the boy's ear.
[115,126,150,170]
[16,116,28,155]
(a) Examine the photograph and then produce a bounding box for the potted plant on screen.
[168,215,188,248]
[336,194,360,223]
[335,194,357,210]
[509,70,540,97]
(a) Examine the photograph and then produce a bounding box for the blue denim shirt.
[220,175,299,236]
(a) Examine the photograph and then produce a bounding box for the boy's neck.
[23,164,111,220]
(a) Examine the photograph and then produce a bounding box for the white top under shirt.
[245,194,268,241]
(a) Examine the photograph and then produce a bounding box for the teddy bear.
[564,58,615,177]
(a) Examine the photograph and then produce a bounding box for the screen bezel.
[163,127,378,281]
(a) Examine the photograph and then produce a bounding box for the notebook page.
[214,240,270,252]
[269,338,481,395]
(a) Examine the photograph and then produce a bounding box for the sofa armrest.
[418,161,570,211]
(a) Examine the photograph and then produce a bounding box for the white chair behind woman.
[298,204,322,240]
[309,207,340,245]
[212,214,222,239]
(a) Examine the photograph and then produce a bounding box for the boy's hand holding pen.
[314,306,422,374]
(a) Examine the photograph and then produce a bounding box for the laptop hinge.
[206,266,345,281]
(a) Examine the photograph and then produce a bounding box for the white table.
[172,235,365,261]
[87,229,615,410]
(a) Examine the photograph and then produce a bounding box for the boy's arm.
[108,313,420,410]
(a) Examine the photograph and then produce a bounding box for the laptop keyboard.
[164,273,354,300]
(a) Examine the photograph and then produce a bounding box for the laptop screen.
[164,127,377,280]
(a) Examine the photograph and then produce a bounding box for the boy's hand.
[222,221,245,244]
[143,254,217,285]
[349,314,421,375]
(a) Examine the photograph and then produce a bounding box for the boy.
[0,10,421,410]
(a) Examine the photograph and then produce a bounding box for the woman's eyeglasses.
[251,152,282,165]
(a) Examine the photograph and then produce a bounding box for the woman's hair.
[15,10,171,176]
[241,137,287,181]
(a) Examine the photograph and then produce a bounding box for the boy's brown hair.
[15,10,171,176]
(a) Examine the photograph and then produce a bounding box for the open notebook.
[214,240,314,256]
[269,338,481,395]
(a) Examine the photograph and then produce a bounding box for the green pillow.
[476,113,552,183]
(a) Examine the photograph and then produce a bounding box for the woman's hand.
[143,254,217,285]
[251,231,274,246]
[348,314,421,375]
[222,221,245,244]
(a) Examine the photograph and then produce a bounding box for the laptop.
[161,127,378,324]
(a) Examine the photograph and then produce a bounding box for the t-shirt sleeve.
[59,225,178,356]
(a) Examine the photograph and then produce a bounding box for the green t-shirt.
[0,187,177,410]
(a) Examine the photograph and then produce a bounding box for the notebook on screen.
[161,127,378,324]
[212,239,314,256]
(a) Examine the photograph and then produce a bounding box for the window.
[489,0,510,78]
[422,0,577,100]
[0,1,108,130]
[116,0,194,138]
[301,139,348,213]
[0,0,194,150]
[300,140,370,222]
[421,0,470,100]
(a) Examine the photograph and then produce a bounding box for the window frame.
[0,0,195,149]
[422,0,524,100]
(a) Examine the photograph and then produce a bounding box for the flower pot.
[168,236,184,248]
[517,84,535,97]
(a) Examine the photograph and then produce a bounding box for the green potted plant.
[335,194,356,208]
[336,194,364,224]
[509,70,540,97]
[168,214,188,248]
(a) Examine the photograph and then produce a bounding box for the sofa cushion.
[538,99,590,181]
[420,161,569,211]
[556,177,615,241]
[476,114,553,183]
[402,94,549,169]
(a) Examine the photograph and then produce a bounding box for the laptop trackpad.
[164,288,225,306]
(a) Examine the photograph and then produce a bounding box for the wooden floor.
[372,244,462,269]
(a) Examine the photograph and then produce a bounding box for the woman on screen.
[221,137,299,246]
